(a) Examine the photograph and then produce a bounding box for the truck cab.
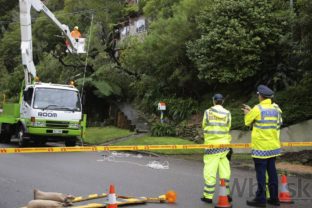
[18,82,83,146]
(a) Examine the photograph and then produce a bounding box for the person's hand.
[241,104,251,115]
[242,104,251,110]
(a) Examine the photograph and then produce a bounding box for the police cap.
[257,85,274,98]
[212,93,224,101]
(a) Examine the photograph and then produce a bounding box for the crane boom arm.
[19,0,84,85]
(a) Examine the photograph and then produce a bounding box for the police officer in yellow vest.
[201,93,232,204]
[242,85,282,207]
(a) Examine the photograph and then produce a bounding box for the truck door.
[21,87,33,119]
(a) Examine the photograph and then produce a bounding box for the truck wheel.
[65,137,76,147]
[0,133,8,143]
[0,133,4,143]
[3,132,11,143]
[17,126,27,147]
[0,124,12,143]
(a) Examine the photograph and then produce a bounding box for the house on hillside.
[119,16,147,41]
[126,0,140,4]
[114,0,147,58]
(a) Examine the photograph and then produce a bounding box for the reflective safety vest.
[245,99,282,158]
[272,103,283,132]
[202,105,231,154]
[71,30,81,39]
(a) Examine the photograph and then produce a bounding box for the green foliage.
[0,0,18,38]
[143,0,180,19]
[121,0,205,99]
[294,0,312,73]
[0,24,21,72]
[161,97,199,121]
[275,76,312,126]
[187,0,294,83]
[46,0,65,11]
[151,122,176,137]
[225,96,258,130]
[124,3,139,17]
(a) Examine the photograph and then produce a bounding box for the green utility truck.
[0,0,87,147]
[0,83,87,147]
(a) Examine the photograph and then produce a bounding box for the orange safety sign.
[1,142,312,154]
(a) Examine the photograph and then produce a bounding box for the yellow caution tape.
[72,193,107,203]
[1,142,312,154]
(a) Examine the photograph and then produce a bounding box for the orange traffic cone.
[107,184,118,208]
[279,175,294,204]
[215,179,232,208]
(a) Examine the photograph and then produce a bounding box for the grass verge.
[83,126,134,144]
[113,136,204,155]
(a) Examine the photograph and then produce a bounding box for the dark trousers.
[253,157,279,202]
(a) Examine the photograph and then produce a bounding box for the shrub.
[275,78,312,126]
[151,122,176,137]
[158,97,199,122]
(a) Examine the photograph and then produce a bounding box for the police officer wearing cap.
[242,85,282,207]
[201,93,232,204]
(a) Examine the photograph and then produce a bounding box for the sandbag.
[27,199,63,208]
[34,189,75,203]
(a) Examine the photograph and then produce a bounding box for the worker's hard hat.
[212,93,224,101]
[74,26,79,30]
[257,85,274,98]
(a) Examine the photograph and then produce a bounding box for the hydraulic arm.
[19,0,85,85]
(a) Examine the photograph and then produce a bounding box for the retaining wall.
[231,119,312,153]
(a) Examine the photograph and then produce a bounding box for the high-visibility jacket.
[245,99,282,158]
[202,105,231,154]
[71,30,81,39]
[273,103,283,134]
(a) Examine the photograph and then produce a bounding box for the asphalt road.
[0,142,311,208]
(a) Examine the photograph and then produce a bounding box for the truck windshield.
[33,88,81,111]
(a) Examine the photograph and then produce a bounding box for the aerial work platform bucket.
[66,38,86,54]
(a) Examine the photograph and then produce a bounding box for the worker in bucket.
[70,26,81,40]
[201,93,232,204]
[242,85,282,207]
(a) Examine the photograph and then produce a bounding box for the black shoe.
[246,198,266,207]
[267,199,280,206]
[201,197,213,203]
[228,195,232,202]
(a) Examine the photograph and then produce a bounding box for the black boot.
[228,195,232,202]
[246,198,266,207]
[267,198,280,206]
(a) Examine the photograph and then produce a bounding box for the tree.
[120,0,207,101]
[0,0,18,38]
[187,0,294,84]
[294,0,312,74]
[143,0,180,20]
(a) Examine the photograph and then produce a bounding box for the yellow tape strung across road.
[0,142,312,154]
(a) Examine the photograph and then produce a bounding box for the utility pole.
[290,0,294,9]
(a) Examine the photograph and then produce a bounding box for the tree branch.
[51,53,94,72]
